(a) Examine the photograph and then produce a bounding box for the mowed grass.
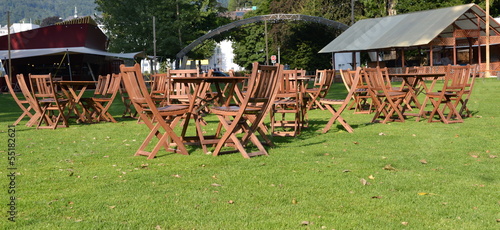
[0,78,499,229]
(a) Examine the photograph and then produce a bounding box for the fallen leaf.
[353,141,359,145]
[496,219,500,222]
[418,192,429,196]
[401,222,409,226]
[228,200,234,204]
[172,174,181,178]
[342,169,351,173]
[360,178,370,186]
[420,159,428,164]
[489,155,498,159]
[301,221,310,225]
[368,175,375,180]
[155,225,162,230]
[383,164,396,171]
[371,196,382,199]
[292,198,298,204]
[109,206,116,209]
[211,183,222,187]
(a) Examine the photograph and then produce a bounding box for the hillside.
[1,0,230,26]
[0,0,97,26]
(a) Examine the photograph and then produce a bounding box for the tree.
[40,16,63,27]
[96,0,227,61]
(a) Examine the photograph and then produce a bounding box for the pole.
[485,0,491,77]
[265,20,269,65]
[7,11,12,79]
[278,46,281,64]
[153,16,157,74]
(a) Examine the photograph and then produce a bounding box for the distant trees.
[40,16,62,27]
[96,0,229,61]
[0,0,96,26]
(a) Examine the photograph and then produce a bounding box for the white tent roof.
[0,47,144,60]
[319,3,500,53]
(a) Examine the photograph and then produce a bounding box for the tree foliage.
[95,0,228,60]
[0,0,96,25]
[40,16,63,27]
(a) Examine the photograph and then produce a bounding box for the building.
[0,22,40,36]
[0,16,142,89]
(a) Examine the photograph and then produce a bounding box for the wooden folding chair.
[82,74,122,123]
[320,67,363,133]
[456,65,478,118]
[363,67,407,123]
[118,78,136,118]
[4,74,35,126]
[29,73,70,129]
[149,73,170,106]
[167,68,199,105]
[270,69,302,136]
[340,69,372,114]
[210,62,283,158]
[120,64,191,158]
[15,74,40,127]
[305,69,335,111]
[425,65,471,124]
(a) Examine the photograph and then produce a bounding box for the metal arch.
[175,14,349,60]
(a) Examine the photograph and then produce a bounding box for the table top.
[388,73,445,77]
[170,76,248,83]
[56,81,97,85]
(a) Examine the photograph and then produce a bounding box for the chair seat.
[92,97,113,102]
[376,92,406,97]
[211,105,262,115]
[40,98,69,103]
[143,104,189,113]
[426,92,457,97]
[274,98,299,105]
[319,98,345,104]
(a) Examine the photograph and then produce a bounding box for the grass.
[1,78,499,229]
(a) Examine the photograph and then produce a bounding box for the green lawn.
[1,78,499,229]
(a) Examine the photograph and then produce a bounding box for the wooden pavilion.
[319,3,500,74]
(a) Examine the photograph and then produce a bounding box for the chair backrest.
[4,74,26,106]
[362,67,384,91]
[95,74,111,96]
[245,62,284,118]
[278,69,299,98]
[339,69,355,91]
[119,64,152,110]
[16,74,34,103]
[29,74,57,98]
[168,68,199,103]
[150,73,169,98]
[445,64,472,92]
[321,69,336,92]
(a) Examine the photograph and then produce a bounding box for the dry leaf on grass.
[360,178,370,186]
[420,159,428,164]
[383,164,396,171]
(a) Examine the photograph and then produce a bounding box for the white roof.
[319,4,500,53]
[0,47,144,60]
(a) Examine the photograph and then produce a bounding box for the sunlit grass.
[1,78,499,229]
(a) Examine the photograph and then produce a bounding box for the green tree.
[40,16,63,27]
[96,0,227,61]
[395,0,463,14]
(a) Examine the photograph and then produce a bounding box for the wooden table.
[388,73,445,119]
[56,81,97,123]
[169,76,248,153]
